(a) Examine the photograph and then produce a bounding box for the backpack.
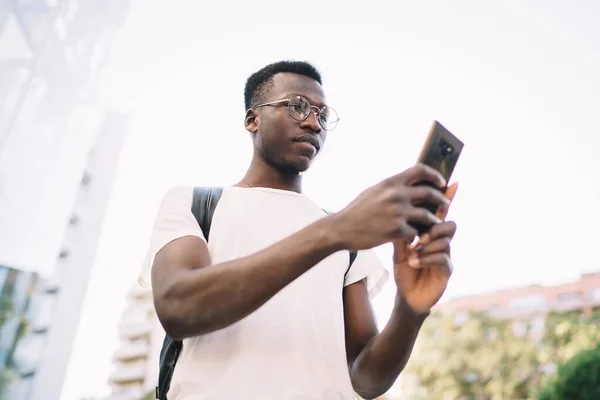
[157,187,357,399]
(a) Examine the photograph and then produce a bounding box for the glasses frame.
[252,95,339,131]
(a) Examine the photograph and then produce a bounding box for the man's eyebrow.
[285,93,327,108]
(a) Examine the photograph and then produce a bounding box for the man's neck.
[238,156,303,193]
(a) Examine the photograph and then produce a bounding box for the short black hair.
[244,60,322,110]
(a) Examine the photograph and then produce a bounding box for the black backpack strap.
[158,187,223,400]
[322,209,357,276]
[348,250,358,273]
[157,336,180,400]
[191,186,224,240]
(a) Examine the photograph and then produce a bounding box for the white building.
[10,110,129,400]
[0,0,130,278]
[107,284,165,400]
[0,1,130,399]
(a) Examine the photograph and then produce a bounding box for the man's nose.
[300,109,321,134]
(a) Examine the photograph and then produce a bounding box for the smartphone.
[412,120,464,235]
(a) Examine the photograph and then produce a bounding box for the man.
[139,60,458,399]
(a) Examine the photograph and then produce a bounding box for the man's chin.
[280,157,312,175]
[293,156,315,173]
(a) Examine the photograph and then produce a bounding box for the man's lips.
[293,135,320,150]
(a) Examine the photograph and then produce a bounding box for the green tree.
[0,293,32,399]
[141,390,155,400]
[0,296,16,400]
[540,311,600,367]
[0,368,16,400]
[537,345,600,400]
[404,312,543,400]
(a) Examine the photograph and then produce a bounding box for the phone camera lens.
[440,142,453,156]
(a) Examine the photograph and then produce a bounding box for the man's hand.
[393,183,459,314]
[334,164,450,251]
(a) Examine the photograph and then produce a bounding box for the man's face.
[247,73,328,174]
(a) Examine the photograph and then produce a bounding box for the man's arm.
[152,164,449,341]
[345,182,459,398]
[344,280,427,399]
[152,216,344,340]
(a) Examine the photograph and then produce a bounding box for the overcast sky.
[59,1,600,398]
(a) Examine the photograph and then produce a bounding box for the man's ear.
[245,109,258,134]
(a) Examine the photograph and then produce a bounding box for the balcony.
[109,362,147,384]
[43,278,60,294]
[588,288,600,307]
[506,295,549,318]
[126,298,155,316]
[554,299,585,312]
[129,284,152,299]
[553,293,585,312]
[113,340,150,362]
[118,320,153,340]
[503,306,547,319]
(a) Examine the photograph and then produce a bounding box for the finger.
[412,221,456,248]
[445,181,459,201]
[393,222,418,245]
[420,253,453,276]
[436,182,459,220]
[428,221,457,241]
[416,237,451,256]
[393,239,410,264]
[392,163,446,188]
[408,186,451,208]
[407,253,453,276]
[404,206,442,231]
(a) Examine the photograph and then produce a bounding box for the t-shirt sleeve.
[343,248,389,299]
[137,186,205,289]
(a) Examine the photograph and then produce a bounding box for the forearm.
[161,216,343,339]
[350,293,428,398]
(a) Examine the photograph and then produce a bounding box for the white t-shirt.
[139,186,389,400]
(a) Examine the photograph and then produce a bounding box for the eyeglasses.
[253,95,339,131]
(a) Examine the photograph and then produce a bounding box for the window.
[509,295,547,310]
[12,334,44,371]
[32,294,56,330]
[11,374,35,399]
[588,287,600,302]
[556,292,581,302]
[554,292,583,310]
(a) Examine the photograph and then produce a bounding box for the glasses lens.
[288,96,310,121]
[319,106,339,130]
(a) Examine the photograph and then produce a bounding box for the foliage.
[0,368,17,400]
[0,297,15,327]
[404,311,544,399]
[540,311,600,366]
[403,309,600,400]
[141,390,156,400]
[0,296,32,399]
[0,297,16,400]
[537,345,600,400]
